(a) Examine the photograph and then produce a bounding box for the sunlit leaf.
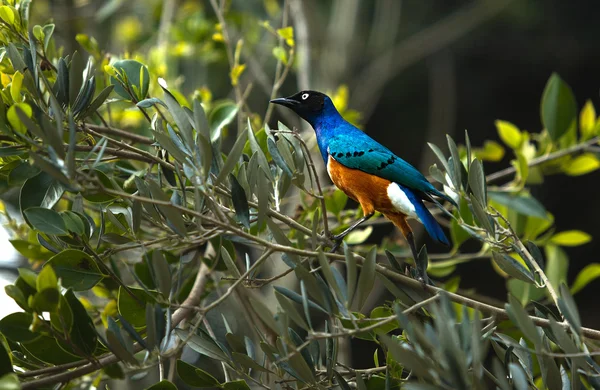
[563,153,600,176]
[495,120,522,149]
[541,73,577,141]
[550,230,591,247]
[571,263,600,294]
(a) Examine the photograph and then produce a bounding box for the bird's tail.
[398,185,450,246]
[430,187,458,207]
[414,200,450,246]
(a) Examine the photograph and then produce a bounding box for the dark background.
[2,0,597,373]
[39,0,600,326]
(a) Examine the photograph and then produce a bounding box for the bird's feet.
[322,230,345,253]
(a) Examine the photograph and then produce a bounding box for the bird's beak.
[269,97,298,108]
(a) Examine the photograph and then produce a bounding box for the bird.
[270,90,456,279]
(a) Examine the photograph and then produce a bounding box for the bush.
[0,1,600,389]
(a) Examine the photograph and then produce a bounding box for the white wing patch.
[387,183,419,221]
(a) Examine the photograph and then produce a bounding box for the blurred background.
[3,0,600,363]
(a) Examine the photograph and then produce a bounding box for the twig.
[486,136,600,183]
[82,126,174,171]
[171,262,211,328]
[83,124,154,145]
[21,256,213,390]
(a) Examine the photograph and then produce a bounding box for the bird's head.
[270,90,339,126]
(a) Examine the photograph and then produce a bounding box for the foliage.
[0,1,599,389]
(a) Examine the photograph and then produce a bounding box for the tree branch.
[486,136,600,183]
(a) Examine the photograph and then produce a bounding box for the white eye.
[301,93,309,100]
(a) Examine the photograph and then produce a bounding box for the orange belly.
[327,156,396,216]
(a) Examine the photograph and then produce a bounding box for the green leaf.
[563,153,600,176]
[247,118,273,181]
[231,351,270,373]
[506,295,541,346]
[0,341,13,377]
[77,84,114,120]
[50,294,73,333]
[20,172,64,213]
[571,263,600,294]
[215,129,247,185]
[61,211,85,236]
[492,252,535,284]
[146,179,187,236]
[136,97,166,108]
[230,174,250,229]
[47,249,103,291]
[474,140,505,162]
[468,159,486,205]
[24,207,68,235]
[64,289,98,355]
[0,6,15,25]
[354,246,376,311]
[344,243,357,306]
[579,99,596,140]
[317,250,344,302]
[37,261,58,291]
[447,135,463,190]
[106,330,138,366]
[160,85,194,151]
[558,283,581,336]
[111,59,149,101]
[545,244,568,297]
[82,169,118,203]
[32,287,60,312]
[275,291,309,330]
[541,73,577,141]
[508,363,528,390]
[152,250,171,297]
[177,360,221,387]
[209,101,238,142]
[0,312,37,342]
[495,120,522,149]
[345,226,373,245]
[273,286,328,315]
[145,380,177,390]
[174,328,228,362]
[20,334,79,365]
[550,230,591,247]
[7,103,32,134]
[193,97,211,140]
[488,191,548,220]
[117,287,156,327]
[428,142,451,174]
[223,380,252,390]
[0,374,19,390]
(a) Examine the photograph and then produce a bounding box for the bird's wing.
[327,135,455,205]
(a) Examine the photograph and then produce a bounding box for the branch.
[486,136,600,183]
[21,257,212,389]
[83,124,154,145]
[171,262,211,327]
[82,126,174,171]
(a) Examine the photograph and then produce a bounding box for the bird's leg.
[387,213,429,284]
[329,212,375,253]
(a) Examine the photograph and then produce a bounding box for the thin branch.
[486,136,600,183]
[83,124,154,145]
[171,262,211,328]
[82,126,174,171]
[21,258,212,390]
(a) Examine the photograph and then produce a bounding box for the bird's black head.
[270,90,330,124]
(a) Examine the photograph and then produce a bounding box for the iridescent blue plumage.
[270,90,455,248]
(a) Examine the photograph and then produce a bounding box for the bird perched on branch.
[271,91,456,280]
